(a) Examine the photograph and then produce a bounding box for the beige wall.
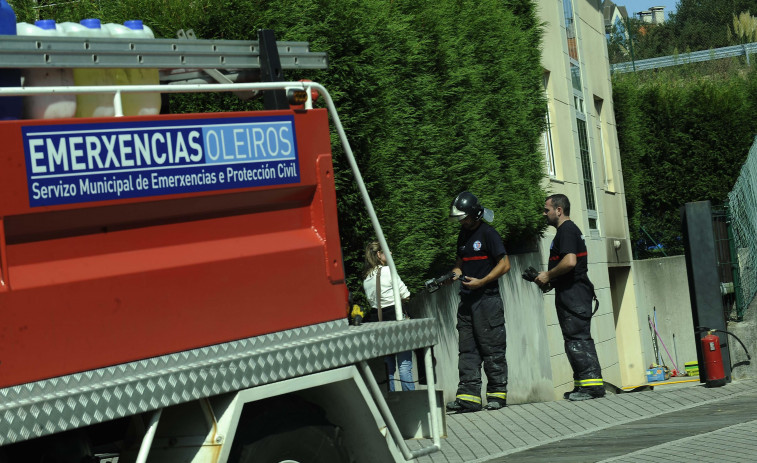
[633,256,698,374]
[408,255,699,404]
[536,0,642,397]
[408,254,555,406]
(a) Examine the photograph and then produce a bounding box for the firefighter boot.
[562,387,578,400]
[484,398,506,410]
[446,399,481,413]
[562,381,580,399]
[568,386,605,401]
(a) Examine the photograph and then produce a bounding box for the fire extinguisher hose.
[695,326,752,361]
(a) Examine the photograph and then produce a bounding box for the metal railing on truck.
[0,30,440,461]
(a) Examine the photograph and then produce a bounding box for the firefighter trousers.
[556,281,603,392]
[455,291,508,407]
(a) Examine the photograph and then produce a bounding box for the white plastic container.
[60,19,125,118]
[17,20,77,119]
[0,0,22,120]
[103,20,161,116]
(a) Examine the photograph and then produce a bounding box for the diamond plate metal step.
[0,318,436,446]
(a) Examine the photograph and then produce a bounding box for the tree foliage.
[607,0,757,64]
[613,67,757,258]
[10,0,548,297]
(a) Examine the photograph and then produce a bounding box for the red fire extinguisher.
[701,330,727,388]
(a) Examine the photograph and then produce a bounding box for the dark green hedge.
[11,0,548,296]
[613,66,757,258]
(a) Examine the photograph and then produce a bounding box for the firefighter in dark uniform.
[535,194,605,401]
[445,192,511,413]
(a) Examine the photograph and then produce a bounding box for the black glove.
[424,271,461,293]
[522,266,552,292]
[521,266,540,282]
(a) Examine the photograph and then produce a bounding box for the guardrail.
[612,41,757,73]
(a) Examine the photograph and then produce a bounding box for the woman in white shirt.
[362,241,415,391]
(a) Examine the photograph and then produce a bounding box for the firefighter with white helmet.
[445,192,511,412]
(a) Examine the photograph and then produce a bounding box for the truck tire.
[229,396,350,463]
[237,423,349,463]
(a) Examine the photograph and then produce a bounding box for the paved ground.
[405,378,757,462]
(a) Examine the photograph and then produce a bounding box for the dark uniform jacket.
[457,222,506,295]
[548,220,589,291]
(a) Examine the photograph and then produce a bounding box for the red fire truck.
[0,29,441,462]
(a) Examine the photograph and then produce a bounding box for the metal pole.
[423,347,441,450]
[625,17,637,73]
[113,90,123,117]
[654,307,663,366]
[136,409,162,463]
[641,225,667,256]
[358,361,441,460]
[726,201,744,321]
[316,85,405,321]
[673,333,680,375]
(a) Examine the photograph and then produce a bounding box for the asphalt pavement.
[405,378,757,462]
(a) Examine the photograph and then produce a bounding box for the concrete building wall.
[606,265,644,387]
[535,0,640,398]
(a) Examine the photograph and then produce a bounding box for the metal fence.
[727,135,757,320]
[606,6,757,73]
[712,204,743,321]
[611,41,757,73]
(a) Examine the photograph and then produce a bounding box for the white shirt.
[363,265,410,309]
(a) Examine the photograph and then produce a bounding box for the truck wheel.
[236,423,349,463]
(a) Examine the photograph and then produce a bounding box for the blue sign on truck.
[23,115,300,207]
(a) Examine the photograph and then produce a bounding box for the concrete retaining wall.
[728,297,757,380]
[404,253,747,404]
[407,253,554,405]
[632,256,698,375]
[632,255,756,382]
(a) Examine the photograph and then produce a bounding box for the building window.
[594,96,614,192]
[565,0,597,230]
[563,0,578,62]
[574,94,584,113]
[564,0,583,90]
[544,108,556,177]
[577,118,598,229]
[543,73,556,177]
[570,62,582,92]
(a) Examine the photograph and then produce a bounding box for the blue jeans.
[386,350,415,391]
